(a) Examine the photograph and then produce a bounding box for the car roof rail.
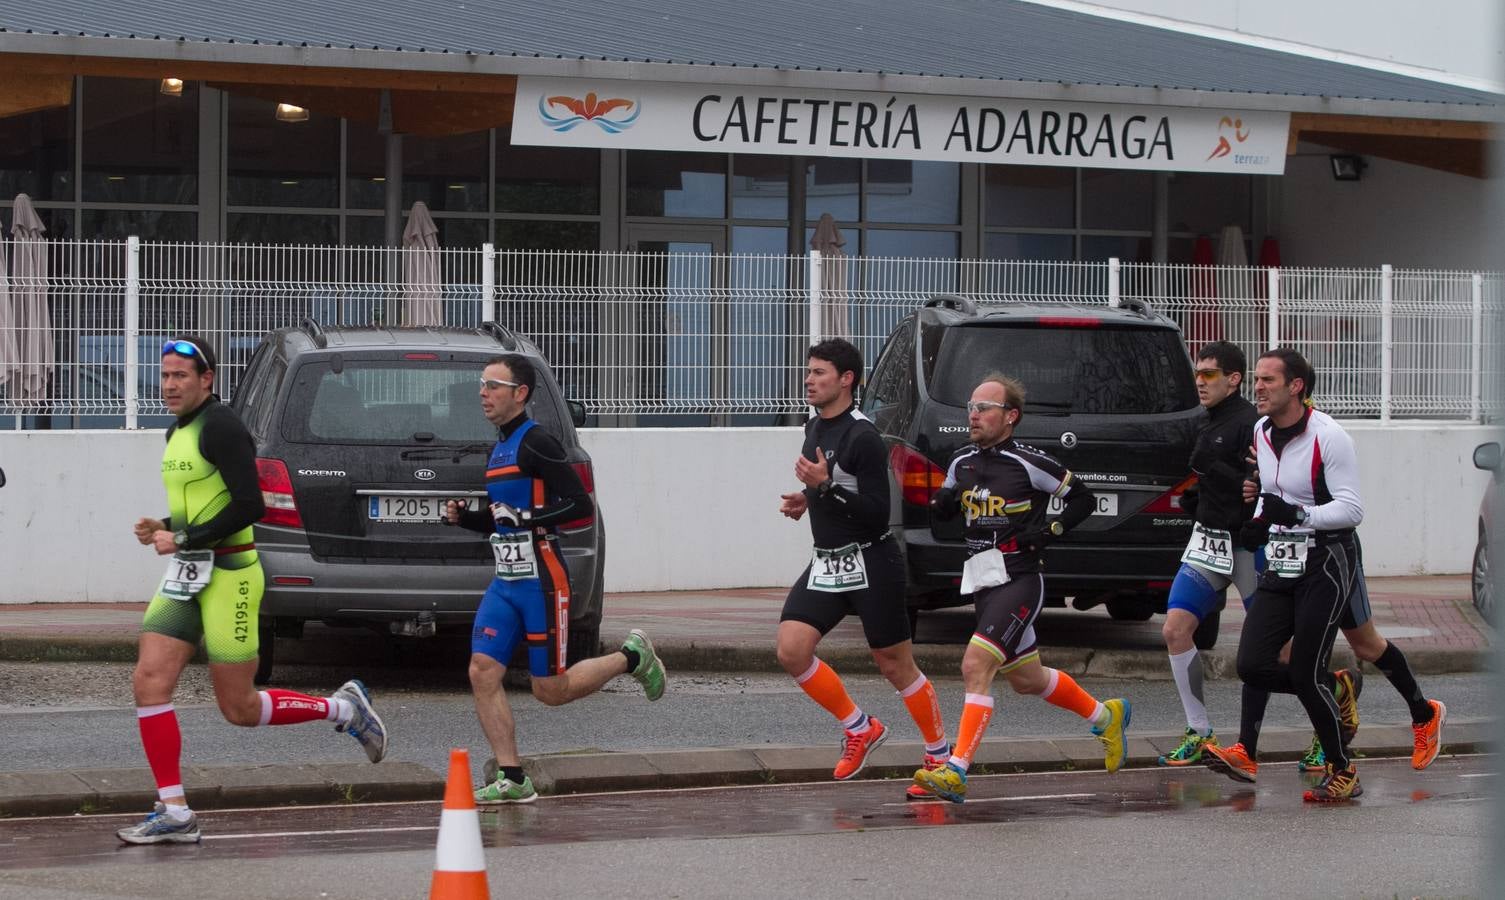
[479,320,520,351]
[1117,297,1153,317]
[922,294,978,316]
[298,316,328,349]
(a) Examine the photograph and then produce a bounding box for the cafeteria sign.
[514,77,1289,175]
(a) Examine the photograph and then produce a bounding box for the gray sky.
[1070,0,1502,84]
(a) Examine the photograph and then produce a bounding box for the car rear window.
[281,358,563,444]
[928,324,1197,414]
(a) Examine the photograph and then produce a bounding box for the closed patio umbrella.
[810,212,850,340]
[10,193,52,404]
[401,201,443,327]
[0,226,18,398]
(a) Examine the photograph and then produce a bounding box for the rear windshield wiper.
[400,442,493,461]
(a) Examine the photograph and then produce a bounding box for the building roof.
[0,0,1498,113]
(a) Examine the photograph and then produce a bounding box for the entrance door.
[617,226,728,425]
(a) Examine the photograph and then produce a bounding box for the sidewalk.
[0,575,1491,818]
[0,575,1491,677]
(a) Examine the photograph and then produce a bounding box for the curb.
[0,635,1489,678]
[0,720,1489,819]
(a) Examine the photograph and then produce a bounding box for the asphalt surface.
[0,755,1488,899]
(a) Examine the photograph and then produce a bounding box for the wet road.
[0,754,1488,899]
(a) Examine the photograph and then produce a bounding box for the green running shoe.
[1298,734,1327,772]
[1093,698,1132,773]
[622,628,666,701]
[475,776,537,805]
[1159,727,1216,767]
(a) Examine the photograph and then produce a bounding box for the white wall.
[1278,146,1501,271]
[0,424,1493,602]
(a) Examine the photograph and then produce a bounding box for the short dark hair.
[1258,347,1314,399]
[165,333,217,374]
[1196,341,1247,382]
[807,338,864,388]
[486,353,537,395]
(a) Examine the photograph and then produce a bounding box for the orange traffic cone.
[429,749,490,900]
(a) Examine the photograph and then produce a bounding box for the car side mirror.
[0,467,5,488]
[1474,442,1501,473]
[567,400,587,428]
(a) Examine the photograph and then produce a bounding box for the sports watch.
[173,530,189,548]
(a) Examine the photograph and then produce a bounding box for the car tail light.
[560,460,596,529]
[1036,316,1100,327]
[890,444,945,506]
[1142,474,1198,515]
[272,576,314,586]
[257,458,304,528]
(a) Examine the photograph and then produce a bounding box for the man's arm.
[518,430,594,527]
[806,429,888,531]
[184,407,267,548]
[1305,429,1364,530]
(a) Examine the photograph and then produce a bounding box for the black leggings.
[1235,539,1358,769]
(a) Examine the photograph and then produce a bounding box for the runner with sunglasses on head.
[119,335,387,845]
[1157,341,1261,767]
[912,373,1129,803]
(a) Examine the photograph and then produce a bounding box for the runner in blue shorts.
[446,353,667,804]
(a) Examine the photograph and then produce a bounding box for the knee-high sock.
[1169,647,1211,735]
[794,658,867,733]
[1374,642,1434,724]
[898,674,948,753]
[137,704,184,804]
[1040,668,1106,726]
[257,689,347,726]
[948,693,994,772]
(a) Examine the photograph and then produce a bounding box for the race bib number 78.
[159,550,214,602]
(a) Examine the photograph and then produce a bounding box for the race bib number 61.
[1267,533,1309,577]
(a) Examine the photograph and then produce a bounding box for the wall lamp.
[159,77,184,96]
[275,103,310,123]
[1330,154,1366,181]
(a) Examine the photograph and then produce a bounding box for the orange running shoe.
[833,717,888,781]
[1203,741,1258,783]
[1411,699,1446,770]
[906,751,949,800]
[1303,765,1362,802]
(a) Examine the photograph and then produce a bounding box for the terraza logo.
[297,468,346,477]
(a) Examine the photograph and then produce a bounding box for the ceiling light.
[275,103,310,123]
[159,77,184,97]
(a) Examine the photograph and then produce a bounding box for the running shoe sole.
[1203,746,1257,784]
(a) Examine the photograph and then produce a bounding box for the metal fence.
[0,237,1499,427]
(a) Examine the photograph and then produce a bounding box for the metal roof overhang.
[1,31,1499,124]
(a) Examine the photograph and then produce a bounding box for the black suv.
[863,295,1222,643]
[230,319,604,681]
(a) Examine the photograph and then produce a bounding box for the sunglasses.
[965,400,1012,414]
[1194,368,1227,382]
[161,339,206,360]
[480,378,521,391]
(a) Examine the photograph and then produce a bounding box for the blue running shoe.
[913,761,968,803]
[333,679,388,763]
[116,802,201,845]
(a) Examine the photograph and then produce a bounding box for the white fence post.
[124,236,141,430]
[481,242,496,324]
[1107,257,1121,308]
[1267,267,1280,349]
[1472,272,1484,423]
[1380,263,1393,423]
[808,249,823,343]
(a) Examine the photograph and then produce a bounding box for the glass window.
[81,78,197,205]
[347,125,489,213]
[805,158,860,222]
[985,233,1074,260]
[81,209,196,242]
[1081,169,1152,230]
[345,214,385,246]
[495,220,599,251]
[732,225,787,255]
[0,106,72,201]
[227,96,339,208]
[731,156,791,220]
[1081,234,1152,263]
[985,166,1073,228]
[227,212,338,245]
[867,160,959,224]
[497,128,599,215]
[928,325,1198,414]
[864,229,958,259]
[1169,172,1252,236]
[626,151,725,218]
